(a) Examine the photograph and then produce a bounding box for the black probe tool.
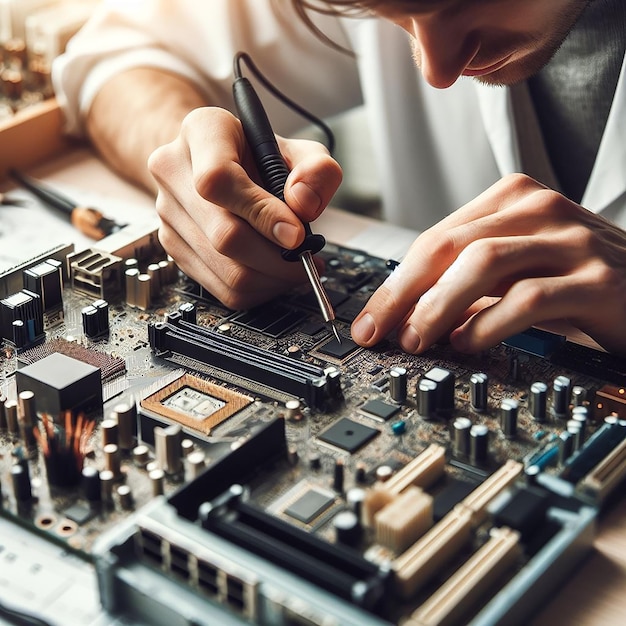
[9,169,126,240]
[233,60,341,343]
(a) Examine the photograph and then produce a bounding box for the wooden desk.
[2,143,625,626]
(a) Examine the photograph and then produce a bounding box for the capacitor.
[567,420,583,451]
[82,300,109,338]
[117,484,134,510]
[158,259,174,284]
[124,258,139,272]
[101,419,119,447]
[81,466,101,503]
[103,443,121,478]
[136,273,152,311]
[424,367,455,415]
[391,420,406,436]
[500,398,518,439]
[552,375,571,418]
[375,465,394,482]
[417,378,438,419]
[155,424,183,476]
[389,366,408,404]
[181,438,194,456]
[11,462,31,502]
[470,372,488,412]
[529,382,548,422]
[333,510,362,547]
[470,424,489,465]
[346,487,366,521]
[125,268,140,307]
[149,468,165,497]
[453,417,472,458]
[571,406,588,440]
[100,470,115,504]
[111,403,136,451]
[333,458,345,493]
[147,263,161,298]
[18,390,37,448]
[355,462,367,484]
[186,450,206,480]
[4,400,18,435]
[558,430,573,465]
[133,444,151,467]
[571,385,587,407]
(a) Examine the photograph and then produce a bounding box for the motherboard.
[1,225,625,626]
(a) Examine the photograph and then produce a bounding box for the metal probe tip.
[300,251,341,343]
[330,320,342,345]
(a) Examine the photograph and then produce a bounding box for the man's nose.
[410,16,479,89]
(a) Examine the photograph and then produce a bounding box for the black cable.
[233,51,335,154]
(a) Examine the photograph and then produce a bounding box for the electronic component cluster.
[1,225,626,626]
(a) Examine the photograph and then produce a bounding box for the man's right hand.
[148,106,342,310]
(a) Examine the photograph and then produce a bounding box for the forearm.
[85,67,207,193]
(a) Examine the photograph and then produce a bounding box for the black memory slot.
[148,319,337,408]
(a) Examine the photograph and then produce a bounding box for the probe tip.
[330,321,342,345]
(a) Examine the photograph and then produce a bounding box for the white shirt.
[53,0,626,232]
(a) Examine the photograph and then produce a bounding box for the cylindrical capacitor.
[93,299,110,335]
[558,430,573,465]
[425,367,455,415]
[158,259,173,284]
[529,382,548,422]
[18,390,37,448]
[571,406,588,441]
[154,424,183,476]
[4,400,19,435]
[101,418,119,447]
[389,366,408,404]
[470,372,488,412]
[147,263,161,298]
[133,444,151,467]
[136,273,152,311]
[355,462,367,484]
[117,484,134,510]
[125,268,140,307]
[470,424,489,465]
[181,438,194,456]
[552,375,571,418]
[149,468,165,497]
[417,378,438,419]
[11,462,31,502]
[81,466,101,503]
[500,398,519,439]
[111,403,136,451]
[333,510,362,547]
[571,386,587,407]
[333,458,345,493]
[346,487,366,522]
[103,443,121,478]
[185,450,206,480]
[453,417,472,458]
[567,420,583,451]
[81,305,99,338]
[99,470,115,504]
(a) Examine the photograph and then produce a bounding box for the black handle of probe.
[233,77,325,262]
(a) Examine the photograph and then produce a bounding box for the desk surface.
[1,149,625,626]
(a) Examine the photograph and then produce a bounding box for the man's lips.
[462,54,513,77]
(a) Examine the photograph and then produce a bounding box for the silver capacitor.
[529,382,548,422]
[470,372,488,412]
[4,400,19,435]
[500,398,519,439]
[18,390,37,449]
[149,468,165,497]
[103,443,121,479]
[417,378,438,419]
[125,268,140,307]
[155,424,183,476]
[136,273,152,311]
[552,375,571,418]
[185,450,207,480]
[111,403,136,450]
[389,366,408,404]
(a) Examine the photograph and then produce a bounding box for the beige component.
[393,505,473,598]
[580,438,626,503]
[406,527,521,626]
[375,486,433,553]
[461,459,523,526]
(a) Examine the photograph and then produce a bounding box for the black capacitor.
[424,367,455,415]
[355,462,367,484]
[470,372,488,412]
[81,305,99,338]
[552,375,571,418]
[470,424,489,465]
[389,366,408,404]
[529,382,548,422]
[500,398,518,439]
[93,299,110,334]
[417,378,438,419]
[333,458,345,493]
[333,510,362,547]
[11,462,31,502]
[571,385,587,407]
[81,466,101,502]
[453,417,472,458]
[558,430,574,465]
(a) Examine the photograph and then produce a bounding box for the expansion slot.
[148,317,340,409]
[406,527,521,626]
[579,438,626,503]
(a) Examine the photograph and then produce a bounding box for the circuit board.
[1,228,626,626]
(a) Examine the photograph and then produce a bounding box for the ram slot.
[148,319,337,409]
[406,527,521,626]
[579,438,626,503]
[461,460,523,526]
[393,505,473,598]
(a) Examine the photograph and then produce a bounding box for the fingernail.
[291,181,321,213]
[352,313,376,344]
[399,325,421,353]
[273,221,300,248]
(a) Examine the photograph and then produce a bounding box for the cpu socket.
[140,373,253,435]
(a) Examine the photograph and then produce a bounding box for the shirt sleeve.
[52,0,363,137]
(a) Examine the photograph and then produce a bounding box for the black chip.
[319,337,359,360]
[300,321,326,336]
[433,479,476,521]
[492,486,550,538]
[285,488,335,524]
[63,503,94,525]
[293,288,350,312]
[360,399,400,421]
[318,417,379,453]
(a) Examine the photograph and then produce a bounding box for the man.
[53,0,626,354]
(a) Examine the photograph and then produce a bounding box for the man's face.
[374,0,592,88]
